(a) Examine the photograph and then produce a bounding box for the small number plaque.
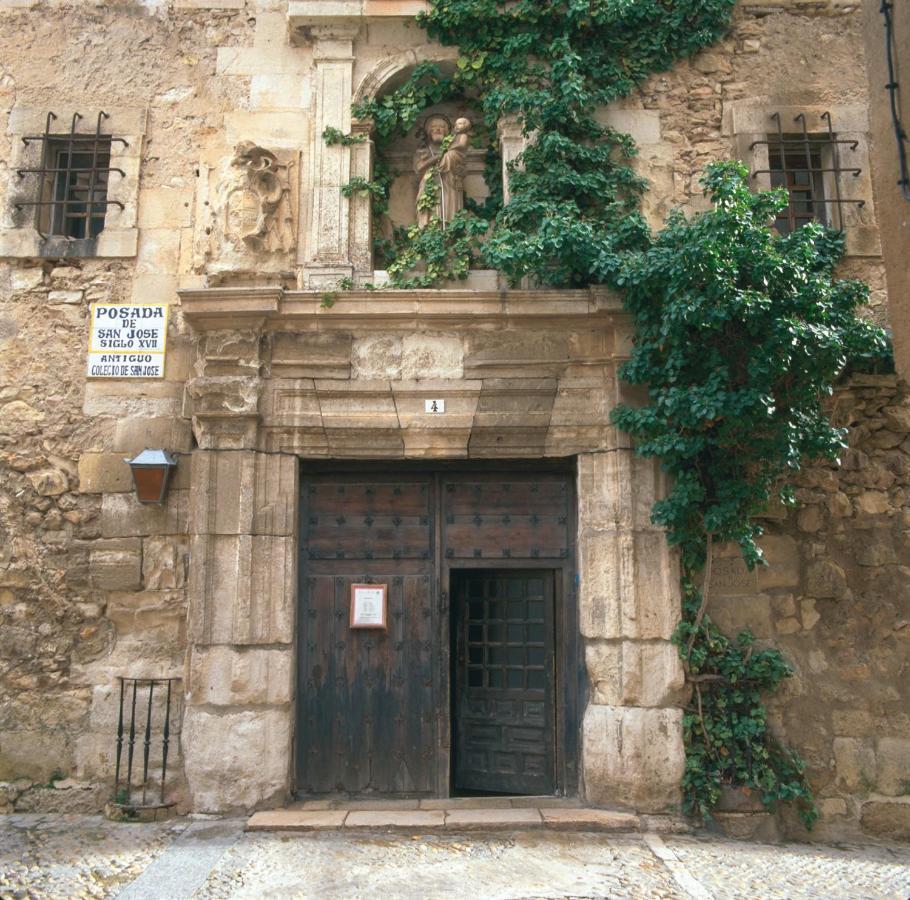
[350,584,388,630]
[424,399,446,414]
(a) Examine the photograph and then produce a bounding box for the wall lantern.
[125,449,178,505]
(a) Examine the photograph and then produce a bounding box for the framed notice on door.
[350,584,388,630]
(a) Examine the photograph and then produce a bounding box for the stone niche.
[192,141,300,281]
[177,285,688,815]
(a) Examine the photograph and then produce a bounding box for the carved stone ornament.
[227,142,295,253]
[193,142,298,276]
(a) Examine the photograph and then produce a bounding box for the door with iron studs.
[296,468,574,798]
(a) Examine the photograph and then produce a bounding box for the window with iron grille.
[15,112,126,243]
[751,112,864,235]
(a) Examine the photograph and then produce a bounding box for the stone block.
[48,290,83,304]
[137,189,192,229]
[346,810,446,830]
[464,332,569,379]
[190,451,257,536]
[444,808,542,829]
[271,333,352,379]
[856,491,890,515]
[806,560,848,600]
[113,417,194,454]
[251,74,312,110]
[95,228,139,258]
[0,731,72,782]
[100,491,189,538]
[585,641,687,708]
[710,594,773,640]
[78,453,133,494]
[315,379,399,430]
[876,738,910,796]
[190,451,297,537]
[351,335,402,380]
[187,376,261,419]
[577,451,665,532]
[582,705,685,812]
[833,737,876,792]
[83,381,183,419]
[107,593,187,644]
[579,530,680,641]
[10,268,43,291]
[130,274,178,304]
[142,536,189,590]
[188,646,292,707]
[400,333,464,380]
[175,0,243,7]
[89,538,142,591]
[860,801,910,840]
[27,468,69,496]
[261,380,322,430]
[324,427,405,457]
[188,534,295,645]
[182,707,291,812]
[541,808,640,831]
[224,111,310,148]
[755,534,800,590]
[247,810,347,831]
[595,108,661,145]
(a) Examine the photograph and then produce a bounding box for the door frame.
[295,459,580,800]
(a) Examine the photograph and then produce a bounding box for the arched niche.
[348,53,523,279]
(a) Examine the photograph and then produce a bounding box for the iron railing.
[113,677,178,807]
[750,112,865,232]
[15,111,127,240]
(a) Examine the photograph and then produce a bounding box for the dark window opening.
[15,111,127,243]
[768,142,827,236]
[750,111,865,234]
[45,142,112,239]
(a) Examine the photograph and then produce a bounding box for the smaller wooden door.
[452,570,556,795]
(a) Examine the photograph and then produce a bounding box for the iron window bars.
[15,112,127,240]
[750,112,865,234]
[113,677,178,808]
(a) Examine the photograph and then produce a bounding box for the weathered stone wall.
[0,0,904,839]
[713,375,910,842]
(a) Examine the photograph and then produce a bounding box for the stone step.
[246,806,643,834]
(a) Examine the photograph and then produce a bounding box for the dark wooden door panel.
[453,570,556,795]
[297,476,436,795]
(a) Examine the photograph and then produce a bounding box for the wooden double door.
[295,467,577,799]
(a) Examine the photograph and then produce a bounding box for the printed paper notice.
[350,585,387,629]
[87,304,168,379]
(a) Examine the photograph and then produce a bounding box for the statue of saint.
[413,115,473,228]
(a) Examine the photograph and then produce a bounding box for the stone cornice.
[178,286,628,332]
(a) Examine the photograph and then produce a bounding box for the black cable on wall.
[881,0,910,200]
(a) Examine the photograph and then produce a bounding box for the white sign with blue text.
[87,304,168,379]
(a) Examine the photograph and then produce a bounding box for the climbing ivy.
[326,1,892,826]
[613,163,889,826]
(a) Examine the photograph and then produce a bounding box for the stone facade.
[0,0,905,841]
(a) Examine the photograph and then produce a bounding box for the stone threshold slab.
[246,806,643,834]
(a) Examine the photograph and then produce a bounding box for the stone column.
[348,118,374,279]
[301,25,359,288]
[497,116,526,204]
[577,450,688,812]
[182,449,298,812]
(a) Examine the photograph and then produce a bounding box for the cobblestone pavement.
[0,815,908,899]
